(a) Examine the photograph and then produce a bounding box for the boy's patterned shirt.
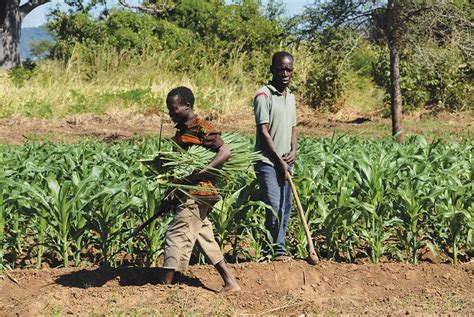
[173,115,224,202]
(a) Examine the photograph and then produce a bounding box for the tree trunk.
[0,0,22,69]
[387,0,403,142]
[388,38,403,142]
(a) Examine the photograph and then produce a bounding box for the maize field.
[0,134,472,270]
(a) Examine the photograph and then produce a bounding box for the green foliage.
[297,28,362,110]
[173,0,283,53]
[7,60,39,87]
[0,135,472,268]
[264,0,287,22]
[48,11,108,60]
[373,47,473,111]
[298,0,473,112]
[39,0,471,114]
[29,39,55,60]
[2,0,471,135]
[48,1,284,71]
[350,40,378,77]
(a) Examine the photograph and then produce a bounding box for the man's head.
[166,86,195,124]
[270,51,294,91]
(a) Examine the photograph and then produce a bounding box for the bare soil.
[0,108,472,144]
[1,261,473,315]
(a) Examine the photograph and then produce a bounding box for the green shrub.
[7,60,38,87]
[297,29,361,110]
[48,1,285,73]
[372,46,473,111]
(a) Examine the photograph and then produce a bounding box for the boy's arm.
[189,143,230,182]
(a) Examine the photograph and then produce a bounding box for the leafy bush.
[48,1,285,73]
[373,47,473,111]
[297,28,362,110]
[7,60,39,87]
[29,39,55,60]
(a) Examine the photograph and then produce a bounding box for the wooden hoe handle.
[287,172,319,265]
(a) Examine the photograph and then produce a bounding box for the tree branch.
[336,35,362,72]
[395,5,431,30]
[118,0,177,17]
[20,0,51,19]
[335,10,376,29]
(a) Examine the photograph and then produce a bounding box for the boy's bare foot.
[215,259,241,294]
[219,283,241,294]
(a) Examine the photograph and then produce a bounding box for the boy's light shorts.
[163,198,224,271]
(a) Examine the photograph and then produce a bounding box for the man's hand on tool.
[276,158,290,181]
[282,150,296,165]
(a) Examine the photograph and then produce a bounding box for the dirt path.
[0,109,472,144]
[1,261,473,315]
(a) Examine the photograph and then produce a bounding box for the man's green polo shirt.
[253,84,297,166]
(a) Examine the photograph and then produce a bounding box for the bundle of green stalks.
[141,133,262,194]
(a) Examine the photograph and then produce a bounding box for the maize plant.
[15,168,103,267]
[85,182,142,267]
[436,184,474,264]
[0,188,7,270]
[0,134,472,268]
[130,180,172,267]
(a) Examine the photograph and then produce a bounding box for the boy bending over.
[162,86,240,294]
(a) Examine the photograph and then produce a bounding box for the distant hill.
[20,26,55,60]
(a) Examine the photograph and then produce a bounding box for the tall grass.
[343,72,385,113]
[0,45,269,118]
[0,45,385,119]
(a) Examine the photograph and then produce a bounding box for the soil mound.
[1,261,473,315]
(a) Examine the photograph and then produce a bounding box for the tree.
[48,0,285,68]
[300,0,470,141]
[118,0,179,17]
[385,0,403,141]
[0,0,52,69]
[29,38,54,59]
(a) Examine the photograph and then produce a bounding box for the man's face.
[166,95,189,124]
[271,56,294,88]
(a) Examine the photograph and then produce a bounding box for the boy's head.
[166,86,195,124]
[270,51,294,89]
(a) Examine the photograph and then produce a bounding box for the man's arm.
[282,126,297,165]
[257,123,289,180]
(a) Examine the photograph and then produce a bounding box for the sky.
[22,0,312,28]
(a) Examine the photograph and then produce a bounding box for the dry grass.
[0,47,266,118]
[1,45,396,120]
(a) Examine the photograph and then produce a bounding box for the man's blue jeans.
[254,161,292,256]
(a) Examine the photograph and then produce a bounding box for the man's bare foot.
[219,283,241,294]
[274,255,293,262]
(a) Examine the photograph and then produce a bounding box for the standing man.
[162,86,240,293]
[253,51,297,261]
